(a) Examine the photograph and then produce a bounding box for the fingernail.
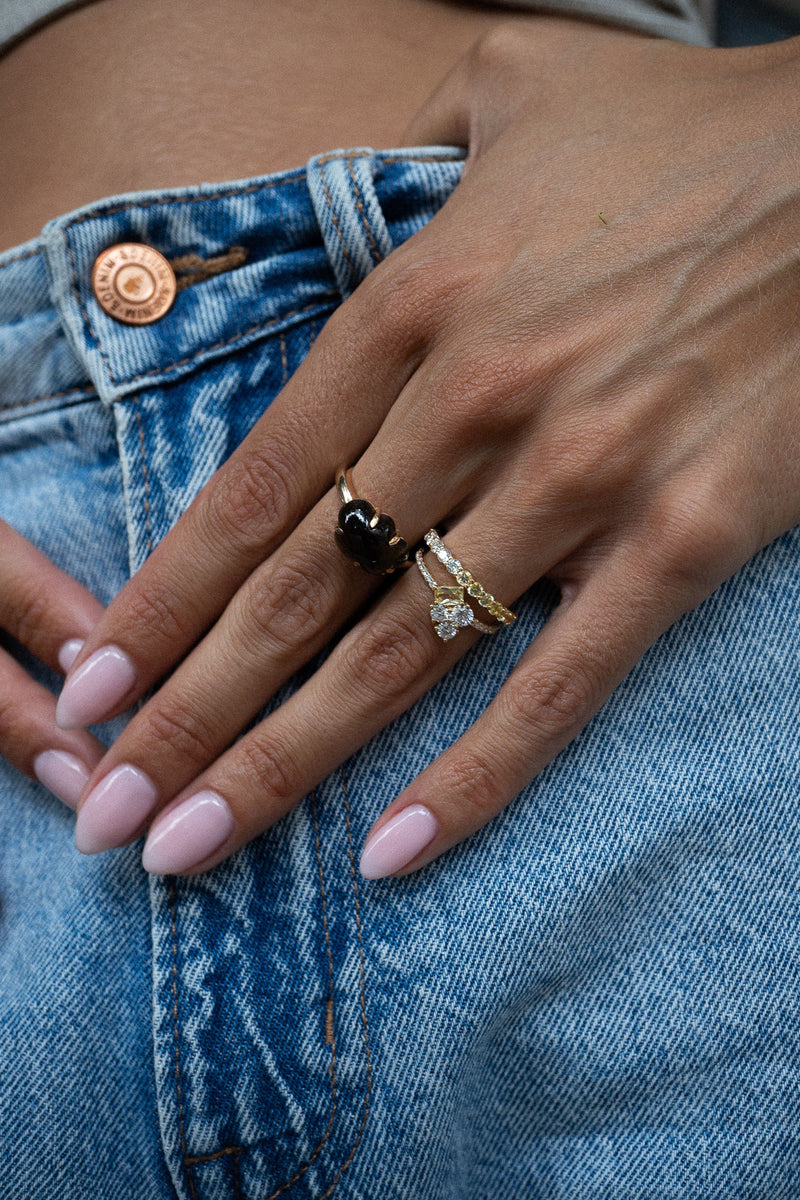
[56,644,136,729]
[33,749,90,811]
[141,790,235,875]
[74,763,159,854]
[58,638,84,673]
[359,804,439,879]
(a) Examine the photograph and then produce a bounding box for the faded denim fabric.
[1,142,800,1200]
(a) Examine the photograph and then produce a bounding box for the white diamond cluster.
[423,531,516,626]
[430,601,473,641]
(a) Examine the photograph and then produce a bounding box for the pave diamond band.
[416,532,516,642]
[422,531,517,626]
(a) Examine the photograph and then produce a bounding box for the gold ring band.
[416,531,517,641]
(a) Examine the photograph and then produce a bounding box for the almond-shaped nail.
[359,804,439,879]
[33,749,90,811]
[58,638,84,673]
[141,790,235,875]
[56,644,136,729]
[74,763,159,854]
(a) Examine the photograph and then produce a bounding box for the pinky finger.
[359,552,688,879]
[0,649,107,810]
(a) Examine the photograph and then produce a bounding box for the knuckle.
[359,253,470,349]
[0,690,20,742]
[342,608,437,709]
[236,736,297,806]
[204,451,294,552]
[12,586,52,653]
[651,483,743,600]
[545,415,636,503]
[431,349,534,435]
[137,701,220,767]
[235,558,334,656]
[441,750,506,823]
[121,583,195,651]
[502,660,597,746]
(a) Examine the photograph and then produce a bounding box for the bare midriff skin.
[0,0,536,254]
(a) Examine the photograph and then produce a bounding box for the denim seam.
[0,246,41,271]
[2,383,95,412]
[319,763,373,1196]
[318,163,356,280]
[178,789,340,1195]
[167,878,201,1200]
[345,159,382,267]
[133,397,155,555]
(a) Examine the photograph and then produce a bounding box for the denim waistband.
[0,147,464,417]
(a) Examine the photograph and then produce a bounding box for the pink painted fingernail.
[141,790,235,875]
[359,804,439,879]
[56,644,136,729]
[33,749,90,811]
[74,763,159,854]
[58,638,84,673]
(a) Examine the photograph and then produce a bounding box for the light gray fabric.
[0,0,718,55]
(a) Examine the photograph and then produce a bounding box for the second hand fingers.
[0,518,104,669]
[0,648,107,810]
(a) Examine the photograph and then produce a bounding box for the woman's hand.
[55,20,800,877]
[0,519,106,807]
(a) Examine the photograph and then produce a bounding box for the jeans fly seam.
[345,158,382,266]
[250,787,341,1200]
[167,878,200,1200]
[315,765,372,1199]
[318,164,356,282]
[132,396,154,556]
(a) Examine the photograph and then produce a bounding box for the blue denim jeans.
[1,141,799,1199]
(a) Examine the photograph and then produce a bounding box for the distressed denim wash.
[1,136,800,1199]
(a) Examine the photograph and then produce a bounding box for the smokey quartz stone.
[335,499,409,575]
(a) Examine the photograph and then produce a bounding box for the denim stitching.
[345,159,382,267]
[0,246,41,271]
[319,164,355,280]
[315,766,373,1200]
[132,398,154,555]
[181,789,340,1191]
[167,878,200,1200]
[255,787,341,1200]
[1,383,94,412]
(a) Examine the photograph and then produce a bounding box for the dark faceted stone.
[335,499,409,575]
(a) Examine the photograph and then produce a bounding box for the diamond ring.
[416,532,517,642]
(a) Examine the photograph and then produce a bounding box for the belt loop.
[306,149,395,299]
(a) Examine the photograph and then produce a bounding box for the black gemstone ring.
[334,468,410,576]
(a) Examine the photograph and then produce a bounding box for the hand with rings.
[49,21,800,878]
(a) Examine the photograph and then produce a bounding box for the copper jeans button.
[91,242,176,325]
